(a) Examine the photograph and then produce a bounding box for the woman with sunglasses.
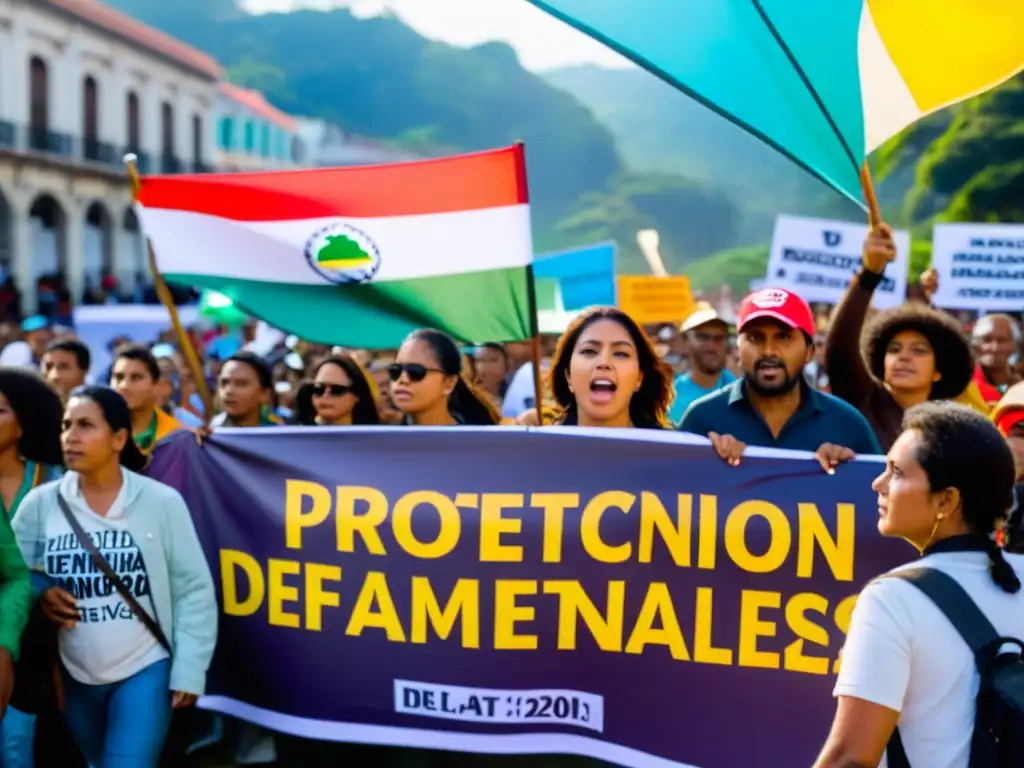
[389,329,498,426]
[308,355,379,426]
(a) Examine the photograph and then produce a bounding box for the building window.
[218,117,232,151]
[276,130,286,160]
[29,56,49,150]
[126,91,140,152]
[161,102,174,157]
[291,135,303,165]
[260,124,271,158]
[83,76,99,160]
[161,102,177,173]
[243,121,255,153]
[192,113,203,170]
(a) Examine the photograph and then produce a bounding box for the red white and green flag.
[135,146,533,347]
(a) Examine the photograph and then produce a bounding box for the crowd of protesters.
[0,226,1015,767]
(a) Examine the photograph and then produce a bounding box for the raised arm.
[826,226,897,408]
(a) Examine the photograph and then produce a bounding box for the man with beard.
[679,287,880,470]
[667,303,736,425]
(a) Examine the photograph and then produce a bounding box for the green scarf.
[135,412,159,453]
[222,406,280,427]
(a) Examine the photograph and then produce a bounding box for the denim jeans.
[61,659,172,768]
[0,706,36,767]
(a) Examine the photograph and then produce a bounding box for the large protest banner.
[767,215,911,309]
[149,428,908,768]
[930,222,1024,312]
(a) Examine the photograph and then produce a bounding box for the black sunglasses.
[311,383,353,397]
[387,363,444,382]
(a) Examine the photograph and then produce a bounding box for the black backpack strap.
[886,729,911,768]
[884,567,1001,663]
[879,567,1003,768]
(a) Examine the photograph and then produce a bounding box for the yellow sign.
[616,276,694,325]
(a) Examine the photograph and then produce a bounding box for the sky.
[239,0,632,72]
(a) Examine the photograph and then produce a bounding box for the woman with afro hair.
[0,367,69,768]
[826,225,974,452]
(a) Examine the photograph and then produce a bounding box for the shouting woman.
[545,307,673,429]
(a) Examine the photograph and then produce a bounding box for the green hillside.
[105,0,744,271]
[542,64,865,242]
[107,0,1021,292]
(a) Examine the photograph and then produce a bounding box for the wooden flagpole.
[514,139,545,425]
[123,154,215,425]
[859,161,883,230]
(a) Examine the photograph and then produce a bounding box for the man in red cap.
[678,287,880,471]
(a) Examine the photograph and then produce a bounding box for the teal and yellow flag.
[525,0,1024,207]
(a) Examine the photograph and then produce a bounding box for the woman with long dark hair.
[815,402,1023,767]
[389,329,498,426]
[301,355,380,426]
[12,386,216,768]
[545,307,673,429]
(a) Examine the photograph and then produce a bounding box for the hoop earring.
[919,515,944,554]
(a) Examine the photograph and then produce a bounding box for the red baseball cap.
[737,287,815,339]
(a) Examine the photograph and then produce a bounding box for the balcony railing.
[0,123,211,175]
[83,138,118,165]
[28,127,73,156]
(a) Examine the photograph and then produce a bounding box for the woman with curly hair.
[0,368,64,518]
[0,367,64,767]
[826,225,974,451]
[539,307,673,429]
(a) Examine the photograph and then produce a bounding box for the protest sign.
[148,428,906,768]
[767,215,910,308]
[534,242,617,309]
[930,222,1024,311]
[616,276,694,325]
[73,304,200,378]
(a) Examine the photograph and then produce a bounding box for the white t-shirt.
[45,480,169,685]
[0,341,34,369]
[834,550,1024,768]
[501,360,551,419]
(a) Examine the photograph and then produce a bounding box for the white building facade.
[0,0,221,313]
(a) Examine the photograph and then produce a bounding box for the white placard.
[766,215,910,308]
[930,222,1024,311]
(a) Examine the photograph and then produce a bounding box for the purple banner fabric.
[147,426,909,768]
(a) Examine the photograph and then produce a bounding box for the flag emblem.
[305,222,382,285]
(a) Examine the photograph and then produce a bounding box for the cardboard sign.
[767,214,910,308]
[931,222,1024,311]
[616,276,694,325]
